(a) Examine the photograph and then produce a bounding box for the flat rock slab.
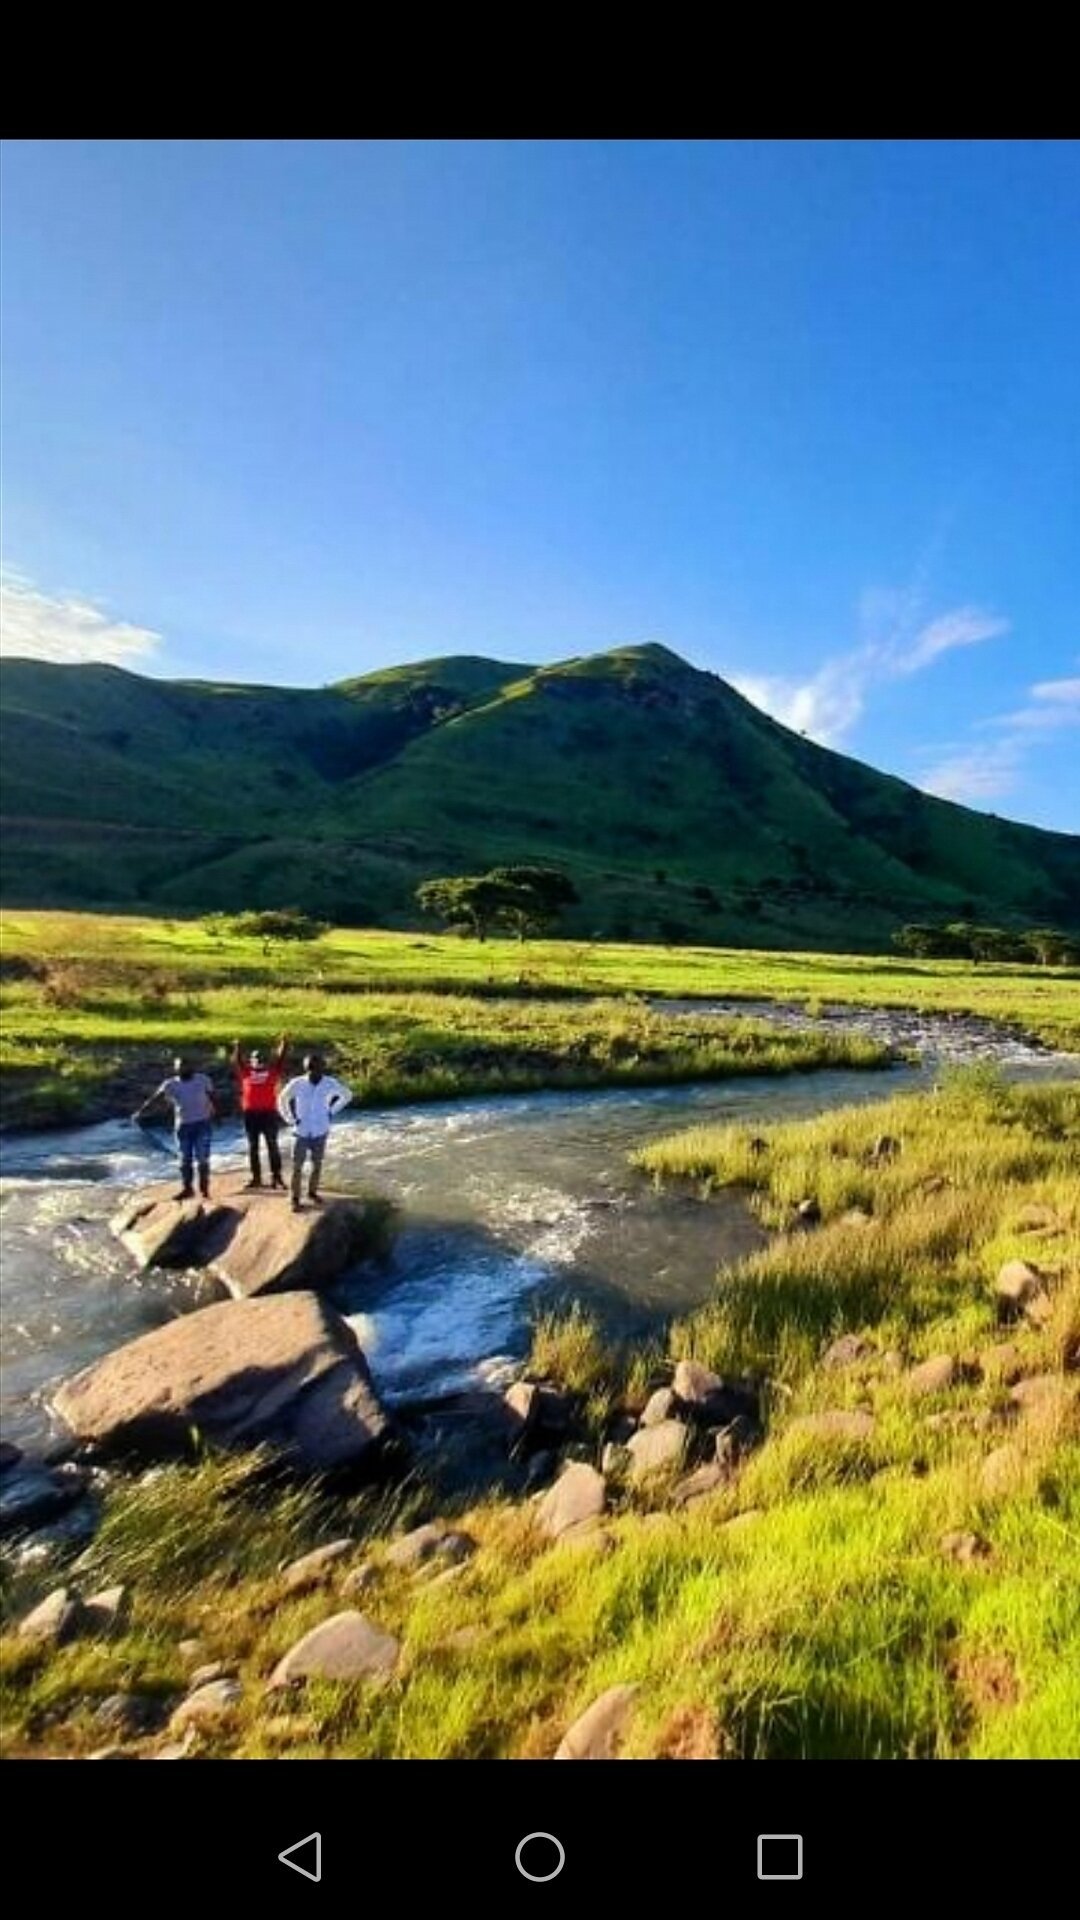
[111,1174,386,1299]
[51,1292,387,1471]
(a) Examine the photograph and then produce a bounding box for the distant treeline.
[893,921,1080,965]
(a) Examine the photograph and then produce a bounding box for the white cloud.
[897,606,1010,673]
[921,741,1021,804]
[0,570,162,667]
[921,671,1080,806]
[732,601,1008,748]
[732,658,868,747]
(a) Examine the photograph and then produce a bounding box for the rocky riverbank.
[1,1073,1077,1761]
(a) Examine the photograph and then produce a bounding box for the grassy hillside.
[2,645,1078,948]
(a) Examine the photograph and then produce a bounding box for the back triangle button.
[278,1833,322,1883]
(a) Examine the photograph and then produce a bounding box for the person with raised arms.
[231,1031,289,1190]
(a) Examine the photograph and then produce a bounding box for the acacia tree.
[417,866,579,942]
[415,875,513,941]
[220,908,329,956]
[485,865,579,940]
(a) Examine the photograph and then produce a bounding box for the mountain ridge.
[1,643,1077,951]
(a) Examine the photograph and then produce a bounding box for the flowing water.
[1,1009,1076,1449]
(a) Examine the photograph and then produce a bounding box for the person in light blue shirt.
[134,1056,217,1201]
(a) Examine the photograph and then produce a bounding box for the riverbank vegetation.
[2,1072,1077,1759]
[2,909,1077,1129]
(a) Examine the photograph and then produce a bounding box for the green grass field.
[1,910,1077,1129]
[2,1072,1077,1759]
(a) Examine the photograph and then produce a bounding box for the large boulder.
[110,1174,388,1299]
[51,1293,388,1471]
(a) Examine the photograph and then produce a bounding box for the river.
[1,1009,1076,1449]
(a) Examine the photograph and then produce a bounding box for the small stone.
[269,1611,400,1688]
[282,1539,353,1593]
[425,1562,469,1589]
[1009,1374,1077,1422]
[17,1586,83,1645]
[902,1354,957,1398]
[722,1508,764,1534]
[941,1530,992,1564]
[786,1410,875,1443]
[444,1626,488,1652]
[154,1729,197,1760]
[714,1415,756,1471]
[433,1530,476,1568]
[1014,1204,1061,1233]
[870,1134,901,1162]
[823,1333,875,1369]
[94,1692,156,1735]
[672,1463,724,1506]
[189,1660,234,1688]
[178,1638,203,1663]
[672,1360,756,1426]
[795,1197,821,1224]
[169,1678,242,1732]
[340,1562,376,1598]
[557,1520,617,1555]
[979,1343,1025,1384]
[839,1208,873,1228]
[980,1445,1023,1497]
[536,1462,606,1540]
[640,1387,677,1428]
[384,1522,446,1571]
[995,1260,1047,1319]
[83,1585,127,1633]
[504,1380,539,1437]
[554,1683,638,1759]
[626,1419,689,1481]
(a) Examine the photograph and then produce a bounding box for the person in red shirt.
[231,1033,289,1190]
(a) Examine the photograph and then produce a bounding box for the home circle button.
[514,1833,566,1882]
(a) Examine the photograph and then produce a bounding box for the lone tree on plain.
[219,908,330,956]
[416,866,579,942]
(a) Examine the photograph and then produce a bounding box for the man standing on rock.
[231,1032,289,1190]
[133,1057,217,1202]
[278,1053,353,1213]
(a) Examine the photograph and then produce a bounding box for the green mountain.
[1,643,1077,949]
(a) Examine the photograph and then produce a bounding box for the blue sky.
[1,139,1077,831]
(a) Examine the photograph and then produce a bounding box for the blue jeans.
[177,1119,212,1190]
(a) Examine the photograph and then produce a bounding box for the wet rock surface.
[110,1173,387,1299]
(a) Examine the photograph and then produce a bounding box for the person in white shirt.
[277,1053,353,1212]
